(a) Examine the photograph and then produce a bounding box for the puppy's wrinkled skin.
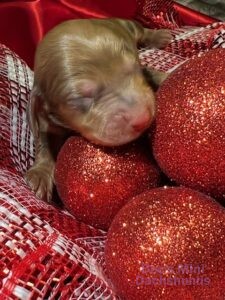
[25,18,172,202]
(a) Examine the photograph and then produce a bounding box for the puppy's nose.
[131,113,151,132]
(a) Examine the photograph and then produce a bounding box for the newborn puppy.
[25,18,172,202]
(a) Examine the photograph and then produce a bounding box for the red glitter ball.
[105,187,225,300]
[153,49,225,200]
[55,136,161,230]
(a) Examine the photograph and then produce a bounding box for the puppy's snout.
[130,112,151,132]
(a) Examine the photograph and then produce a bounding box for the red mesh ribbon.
[211,24,225,49]
[136,0,180,29]
[135,0,216,29]
[0,45,115,300]
[139,22,225,74]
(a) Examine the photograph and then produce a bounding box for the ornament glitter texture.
[153,49,225,200]
[105,187,225,300]
[55,136,161,230]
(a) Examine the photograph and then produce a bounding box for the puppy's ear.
[142,67,169,91]
[27,87,42,139]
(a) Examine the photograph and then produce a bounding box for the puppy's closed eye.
[66,97,94,113]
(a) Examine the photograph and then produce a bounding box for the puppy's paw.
[152,29,173,49]
[25,167,54,203]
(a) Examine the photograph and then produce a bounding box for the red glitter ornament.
[153,49,225,200]
[105,187,225,300]
[55,136,161,230]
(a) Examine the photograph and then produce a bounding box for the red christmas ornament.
[55,136,161,230]
[105,187,225,300]
[153,49,225,200]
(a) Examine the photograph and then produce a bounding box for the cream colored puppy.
[25,18,172,202]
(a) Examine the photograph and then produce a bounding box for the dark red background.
[0,0,216,68]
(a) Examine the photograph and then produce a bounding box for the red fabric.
[0,0,217,68]
[0,0,137,68]
[174,3,217,27]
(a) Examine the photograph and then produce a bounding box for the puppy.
[25,18,172,202]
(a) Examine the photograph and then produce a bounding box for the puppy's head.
[48,52,155,146]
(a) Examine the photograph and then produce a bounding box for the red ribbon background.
[0,0,137,68]
[0,0,216,68]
